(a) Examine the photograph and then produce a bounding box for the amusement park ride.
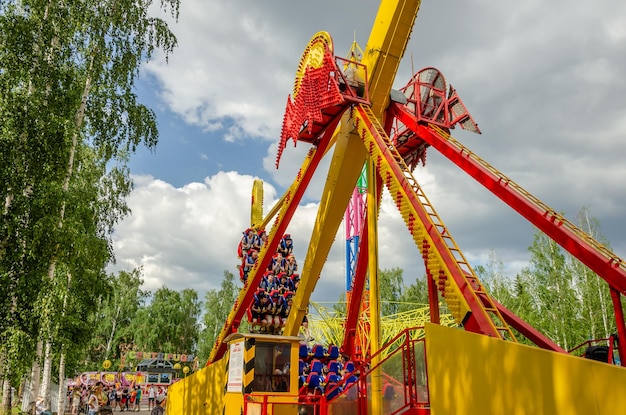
[167,1,626,414]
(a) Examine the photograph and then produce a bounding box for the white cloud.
[110,173,348,300]
[122,0,626,308]
[111,173,263,293]
[143,1,312,141]
[110,171,436,301]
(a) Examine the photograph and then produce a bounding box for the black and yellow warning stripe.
[243,338,255,394]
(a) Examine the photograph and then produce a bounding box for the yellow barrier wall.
[166,357,227,415]
[425,323,626,414]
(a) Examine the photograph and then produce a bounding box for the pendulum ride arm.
[282,0,424,340]
[206,117,343,365]
[363,0,422,117]
[282,117,369,337]
[355,103,567,351]
[250,179,264,229]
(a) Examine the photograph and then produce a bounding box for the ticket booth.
[223,333,302,415]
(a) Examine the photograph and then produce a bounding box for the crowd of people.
[67,382,167,414]
[238,229,312,339]
[238,228,295,282]
[298,344,363,400]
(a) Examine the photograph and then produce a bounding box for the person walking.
[129,387,136,411]
[134,386,143,412]
[107,388,116,413]
[87,388,99,415]
[147,385,156,410]
[122,388,130,411]
[115,386,123,411]
[70,388,81,415]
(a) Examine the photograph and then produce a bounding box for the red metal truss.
[342,221,369,359]
[341,175,383,361]
[277,50,345,168]
[390,102,626,294]
[390,101,626,360]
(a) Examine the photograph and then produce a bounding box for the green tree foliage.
[524,231,584,350]
[83,269,146,370]
[197,271,239,365]
[0,0,180,407]
[378,267,403,316]
[333,292,347,315]
[475,251,542,345]
[475,251,515,308]
[571,207,614,341]
[133,287,201,356]
[397,275,429,314]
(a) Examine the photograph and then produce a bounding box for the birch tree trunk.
[28,341,42,409]
[105,306,121,360]
[1,371,11,415]
[38,342,53,410]
[57,352,66,415]
[55,271,73,414]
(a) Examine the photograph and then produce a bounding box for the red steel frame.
[355,104,506,340]
[389,101,626,363]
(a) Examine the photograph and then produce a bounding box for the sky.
[109,0,626,305]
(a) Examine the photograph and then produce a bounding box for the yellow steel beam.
[282,0,423,342]
[283,114,367,336]
[367,156,383,413]
[362,0,421,117]
[250,179,264,229]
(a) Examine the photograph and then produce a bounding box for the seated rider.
[285,254,298,277]
[269,252,286,275]
[269,290,285,335]
[241,249,258,282]
[277,234,293,257]
[259,272,279,292]
[255,229,267,252]
[239,228,257,259]
[278,292,294,332]
[250,290,270,333]
[276,272,294,293]
[259,293,274,334]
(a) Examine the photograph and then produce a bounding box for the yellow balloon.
[173,363,181,370]
[102,360,112,369]
[182,366,189,374]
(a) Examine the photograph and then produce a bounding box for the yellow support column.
[362,0,421,117]
[283,114,367,336]
[367,159,382,415]
[250,179,264,229]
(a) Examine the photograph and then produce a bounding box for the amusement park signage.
[226,342,243,392]
[122,351,195,362]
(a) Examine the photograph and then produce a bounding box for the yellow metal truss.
[307,302,456,360]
